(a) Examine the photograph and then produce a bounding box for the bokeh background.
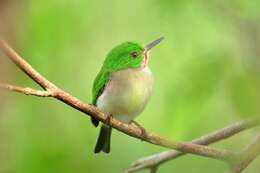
[0,0,260,172]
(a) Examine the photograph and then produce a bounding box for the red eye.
[131,52,138,58]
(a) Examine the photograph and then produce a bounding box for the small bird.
[91,37,164,153]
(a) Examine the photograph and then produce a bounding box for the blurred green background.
[0,0,260,172]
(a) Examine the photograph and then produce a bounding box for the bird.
[91,37,164,153]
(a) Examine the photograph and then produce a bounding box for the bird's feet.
[132,120,148,139]
[105,114,113,126]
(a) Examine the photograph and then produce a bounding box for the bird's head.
[102,37,164,71]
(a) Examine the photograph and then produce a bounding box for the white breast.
[96,67,153,123]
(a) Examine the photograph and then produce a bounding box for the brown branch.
[225,134,260,173]
[0,40,56,90]
[127,120,259,173]
[0,39,236,162]
[0,84,53,97]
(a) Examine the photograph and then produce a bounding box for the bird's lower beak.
[145,37,164,51]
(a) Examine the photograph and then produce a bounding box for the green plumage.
[91,37,163,153]
[91,71,111,126]
[91,42,144,126]
[92,42,144,104]
[92,70,111,105]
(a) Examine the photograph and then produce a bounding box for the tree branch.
[0,39,237,163]
[0,84,53,97]
[127,120,259,173]
[0,40,56,90]
[225,134,260,173]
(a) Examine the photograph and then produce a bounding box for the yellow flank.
[96,67,153,123]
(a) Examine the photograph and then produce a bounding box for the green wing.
[92,70,111,105]
[91,70,111,127]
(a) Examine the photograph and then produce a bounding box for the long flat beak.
[145,37,164,51]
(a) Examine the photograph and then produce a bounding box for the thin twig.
[225,134,260,173]
[0,84,52,97]
[0,40,57,90]
[127,120,259,173]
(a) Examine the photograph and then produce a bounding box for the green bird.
[91,37,164,153]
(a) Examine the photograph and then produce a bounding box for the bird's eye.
[131,52,138,58]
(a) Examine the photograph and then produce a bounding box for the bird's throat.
[143,50,149,67]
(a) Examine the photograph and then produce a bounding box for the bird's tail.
[94,125,112,153]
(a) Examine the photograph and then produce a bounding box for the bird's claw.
[105,114,112,126]
[132,121,147,139]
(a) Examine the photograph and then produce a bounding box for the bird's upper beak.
[145,37,164,51]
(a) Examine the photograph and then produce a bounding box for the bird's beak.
[145,37,164,51]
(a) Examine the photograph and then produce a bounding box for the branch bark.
[0,84,52,97]
[127,120,259,173]
[225,134,260,173]
[0,39,237,162]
